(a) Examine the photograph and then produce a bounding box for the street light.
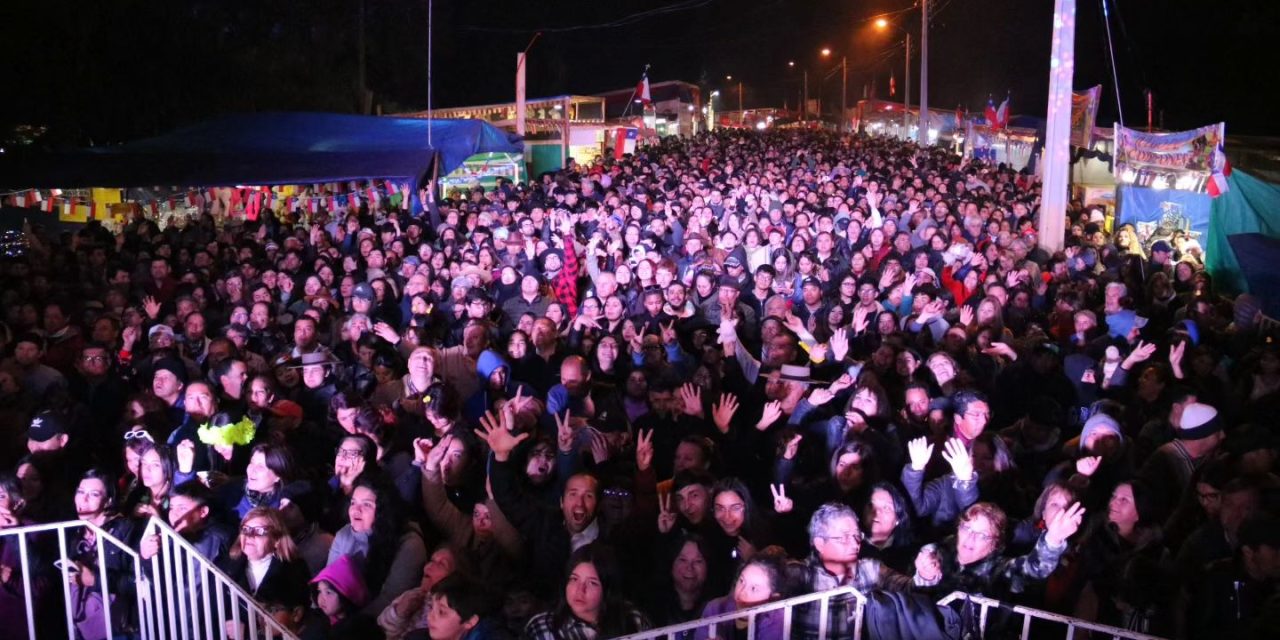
[725,75,733,80]
[876,18,915,140]
[819,47,847,130]
[788,61,795,67]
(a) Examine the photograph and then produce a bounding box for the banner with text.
[1070,85,1102,148]
[1114,122,1225,192]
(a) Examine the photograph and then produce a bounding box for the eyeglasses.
[713,503,745,515]
[123,429,154,443]
[821,533,861,545]
[964,410,990,421]
[336,448,364,460]
[240,525,272,538]
[958,523,995,543]
[81,355,108,363]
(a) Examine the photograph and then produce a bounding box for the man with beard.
[478,407,609,601]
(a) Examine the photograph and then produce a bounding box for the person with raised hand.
[901,436,980,534]
[479,406,612,601]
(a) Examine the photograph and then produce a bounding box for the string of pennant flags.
[3,179,414,222]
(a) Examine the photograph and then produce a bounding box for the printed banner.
[1114,123,1225,193]
[1116,185,1211,254]
[1070,85,1101,148]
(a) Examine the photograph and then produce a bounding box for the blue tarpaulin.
[0,112,523,188]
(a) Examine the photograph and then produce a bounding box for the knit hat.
[1177,402,1223,441]
[152,356,189,385]
[1079,412,1124,452]
[311,555,368,608]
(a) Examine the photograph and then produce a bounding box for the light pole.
[820,48,848,130]
[919,0,929,145]
[876,18,912,139]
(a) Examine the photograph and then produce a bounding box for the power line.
[460,0,712,34]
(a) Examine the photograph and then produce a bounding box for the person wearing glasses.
[67,343,129,454]
[914,500,1085,604]
[786,503,929,640]
[221,506,311,634]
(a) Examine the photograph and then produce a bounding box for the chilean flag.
[614,128,638,160]
[1207,143,1232,197]
[635,73,652,107]
[986,97,1010,129]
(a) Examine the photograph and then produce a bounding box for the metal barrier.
[140,516,298,640]
[616,586,867,640]
[0,519,148,640]
[621,587,1170,640]
[0,518,298,640]
[935,591,1167,640]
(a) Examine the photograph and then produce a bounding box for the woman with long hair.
[326,476,427,616]
[523,544,650,639]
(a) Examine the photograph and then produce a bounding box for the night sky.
[4,0,1277,146]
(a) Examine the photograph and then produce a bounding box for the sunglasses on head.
[123,429,154,443]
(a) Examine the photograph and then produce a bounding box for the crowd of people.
[0,129,1277,640]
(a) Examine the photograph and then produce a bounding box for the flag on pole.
[956,105,964,127]
[889,73,896,97]
[634,72,652,106]
[995,95,1010,129]
[1207,143,1232,197]
[614,128,639,160]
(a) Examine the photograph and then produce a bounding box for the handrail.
[141,516,300,640]
[0,518,149,640]
[616,585,866,640]
[935,591,1169,640]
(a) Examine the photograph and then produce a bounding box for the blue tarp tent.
[0,113,523,188]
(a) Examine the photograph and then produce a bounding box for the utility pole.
[738,81,744,125]
[904,32,911,134]
[803,70,808,121]
[919,0,929,145]
[1039,0,1077,253]
[841,56,848,131]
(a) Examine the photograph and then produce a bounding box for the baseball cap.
[27,410,69,443]
[353,283,376,301]
[149,324,176,341]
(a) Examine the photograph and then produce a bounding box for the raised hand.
[914,545,942,582]
[756,401,783,431]
[1169,341,1186,378]
[1075,455,1102,478]
[588,430,611,465]
[661,321,678,346]
[941,438,974,482]
[782,433,803,460]
[958,305,975,327]
[374,322,401,344]
[711,393,740,434]
[658,492,677,534]
[412,437,434,466]
[1123,340,1157,368]
[830,327,849,361]
[770,484,794,514]
[474,410,528,462]
[679,383,705,418]
[635,429,654,472]
[807,387,835,406]
[907,436,935,472]
[809,341,829,363]
[853,306,871,335]
[176,440,196,474]
[1045,502,1086,547]
[555,411,575,454]
[981,342,1018,361]
[142,296,162,320]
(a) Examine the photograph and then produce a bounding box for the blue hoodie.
[465,350,516,420]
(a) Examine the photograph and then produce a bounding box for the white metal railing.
[0,519,148,640]
[935,591,1168,640]
[622,587,1171,640]
[140,516,299,640]
[616,586,867,640]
